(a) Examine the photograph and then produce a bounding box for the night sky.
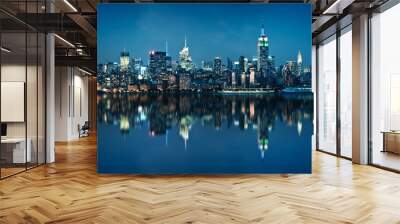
[98,4,311,67]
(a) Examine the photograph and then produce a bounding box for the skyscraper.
[249,67,255,86]
[120,50,130,72]
[201,61,213,71]
[148,51,167,78]
[133,58,143,74]
[214,57,222,77]
[227,57,233,71]
[179,36,193,71]
[239,56,245,74]
[257,25,269,76]
[165,40,172,73]
[252,57,258,71]
[297,50,303,77]
[268,56,275,71]
[231,72,236,87]
[244,57,249,73]
[241,72,246,88]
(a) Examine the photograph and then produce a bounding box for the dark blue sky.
[98,4,311,66]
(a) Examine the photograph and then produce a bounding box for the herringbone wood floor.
[1,135,400,224]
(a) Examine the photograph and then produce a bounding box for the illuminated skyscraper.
[133,58,143,73]
[231,72,236,87]
[148,51,167,78]
[179,35,193,71]
[268,56,275,71]
[120,50,130,72]
[241,72,246,88]
[245,57,249,73]
[257,25,269,76]
[282,60,300,87]
[297,50,303,77]
[249,67,255,86]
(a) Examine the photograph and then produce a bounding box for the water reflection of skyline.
[97,93,313,159]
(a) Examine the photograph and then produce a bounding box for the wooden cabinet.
[382,132,400,154]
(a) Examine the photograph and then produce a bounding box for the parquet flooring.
[1,135,400,223]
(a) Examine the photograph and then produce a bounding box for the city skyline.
[98,4,311,66]
[97,4,313,174]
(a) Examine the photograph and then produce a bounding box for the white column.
[352,14,369,164]
[46,32,55,163]
[55,67,72,141]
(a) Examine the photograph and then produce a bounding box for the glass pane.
[317,35,337,154]
[371,5,400,171]
[27,31,38,169]
[340,28,352,158]
[38,33,46,165]
[1,31,27,177]
[26,0,39,169]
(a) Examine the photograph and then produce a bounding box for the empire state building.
[257,25,269,76]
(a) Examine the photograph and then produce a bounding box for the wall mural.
[97,4,313,174]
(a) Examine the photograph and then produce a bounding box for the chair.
[78,121,90,138]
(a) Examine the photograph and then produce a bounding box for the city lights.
[97,25,311,93]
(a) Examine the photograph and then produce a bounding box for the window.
[370,3,400,171]
[339,26,352,158]
[0,1,46,179]
[317,35,337,154]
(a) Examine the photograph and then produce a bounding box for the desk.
[1,138,31,163]
[382,131,400,154]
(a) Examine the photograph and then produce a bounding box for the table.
[1,138,31,163]
[382,131,400,154]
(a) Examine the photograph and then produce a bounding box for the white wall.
[55,67,89,141]
[55,67,69,141]
[1,64,26,138]
[1,64,42,138]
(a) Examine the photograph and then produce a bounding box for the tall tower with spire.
[165,40,169,56]
[179,35,193,71]
[166,40,172,72]
[257,24,269,79]
[297,50,303,77]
